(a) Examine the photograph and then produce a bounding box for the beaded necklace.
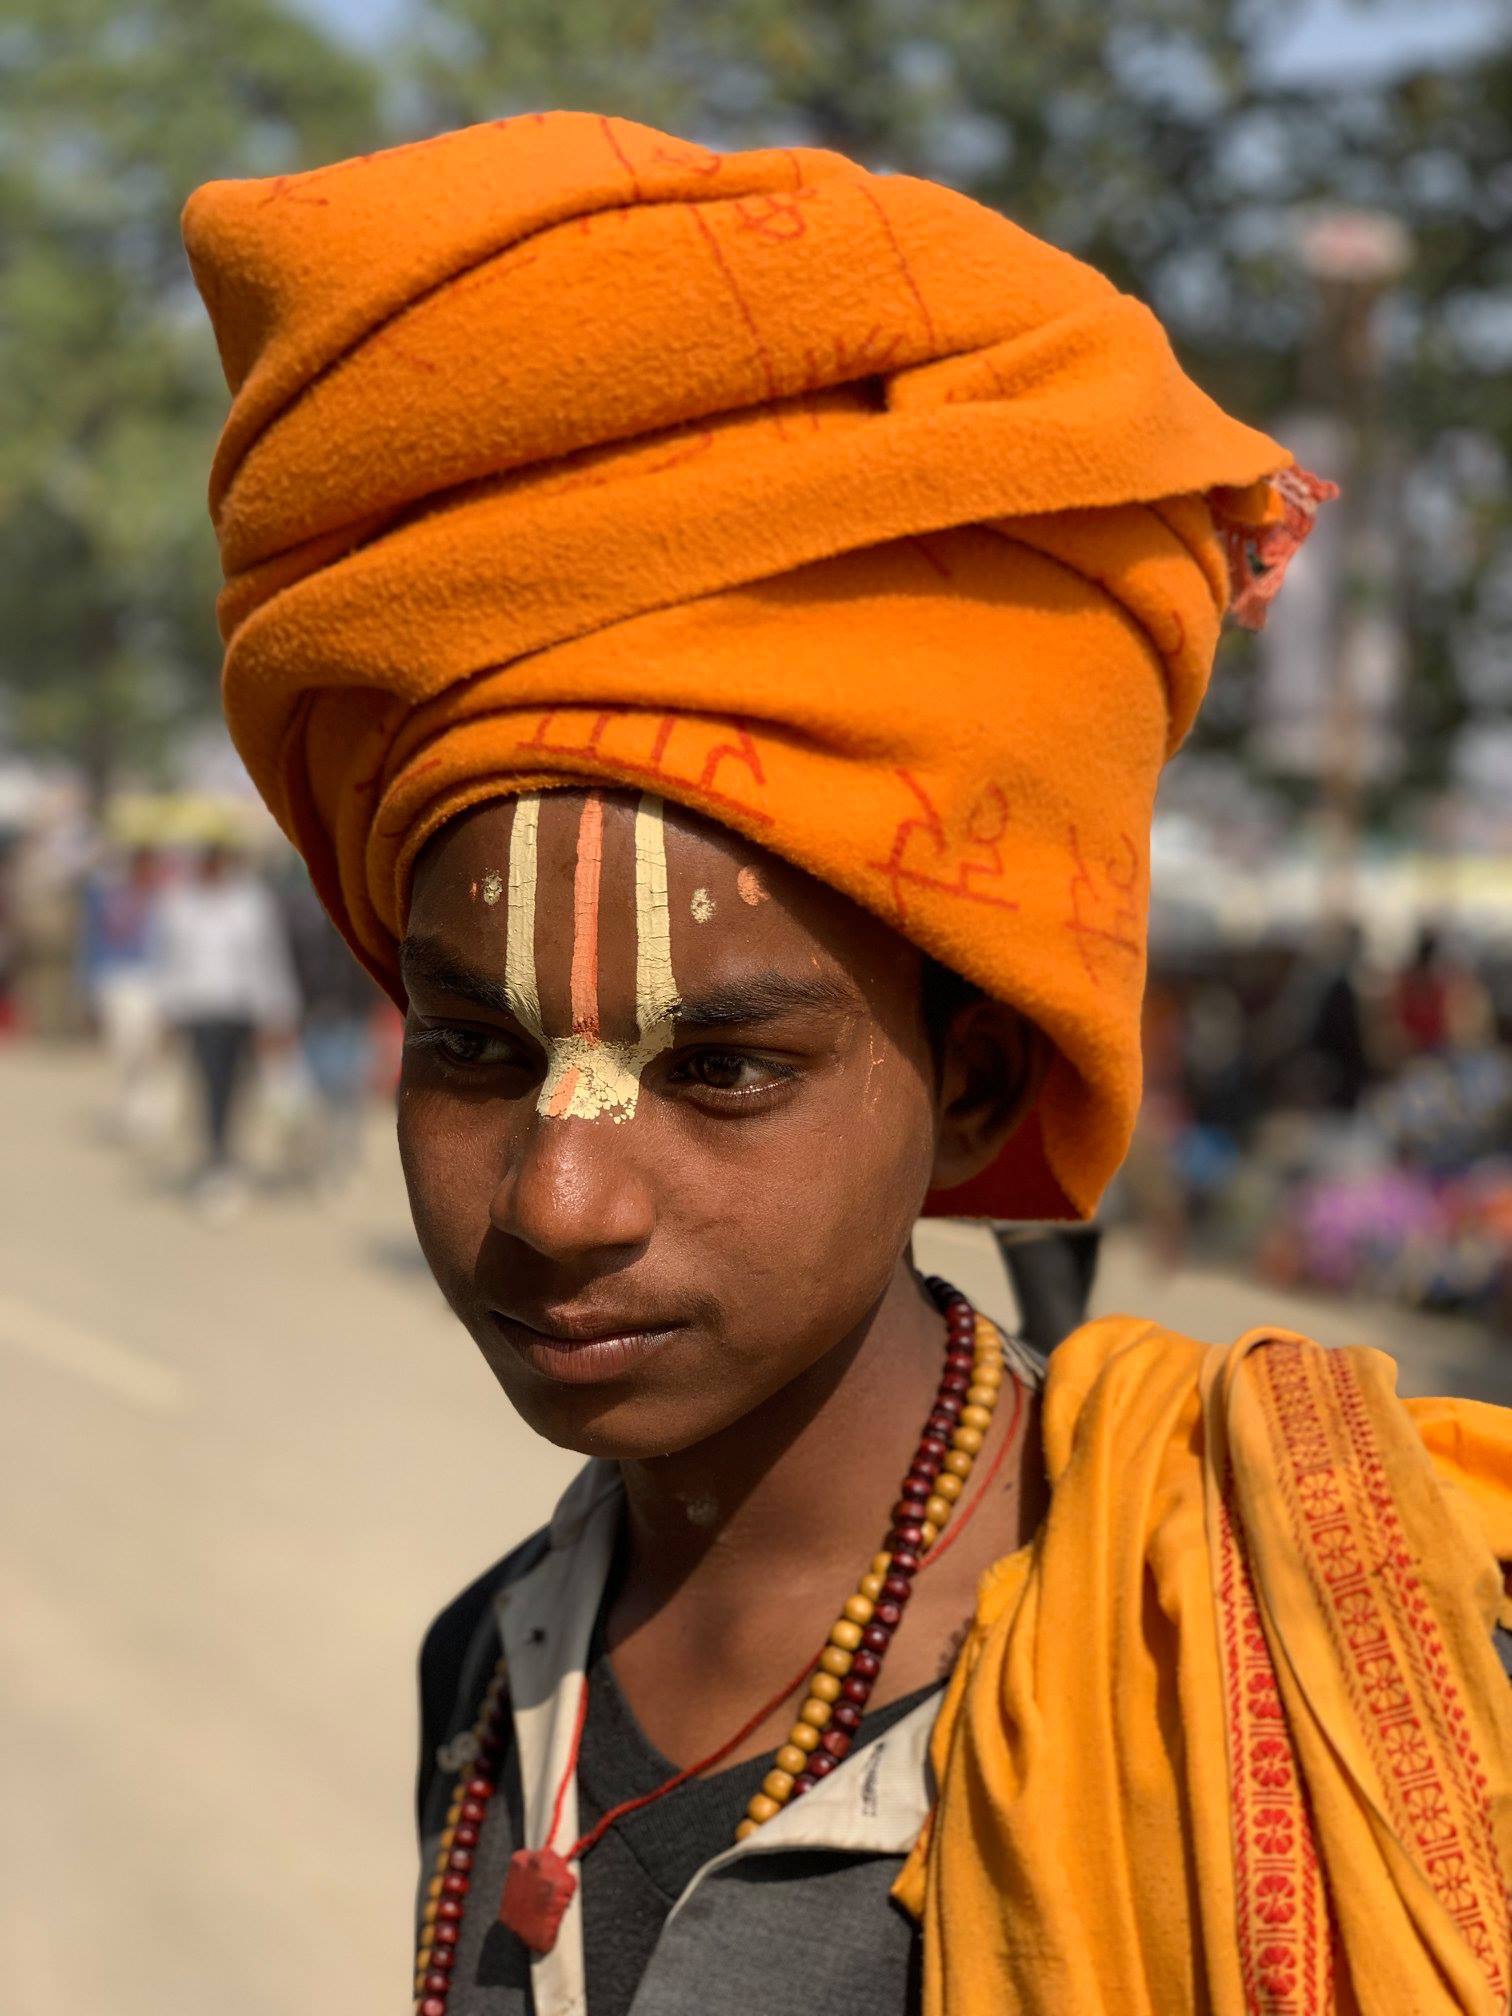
[415,1277,1021,2009]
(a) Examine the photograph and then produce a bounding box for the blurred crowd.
[1124,922,1512,1331]
[0,823,395,1220]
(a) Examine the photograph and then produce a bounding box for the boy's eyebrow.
[400,934,857,1028]
[671,972,860,1028]
[400,934,516,1017]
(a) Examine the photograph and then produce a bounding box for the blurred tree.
[0,0,380,801]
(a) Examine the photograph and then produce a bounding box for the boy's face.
[398,790,974,1459]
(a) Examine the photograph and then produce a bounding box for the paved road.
[3,1045,1505,2016]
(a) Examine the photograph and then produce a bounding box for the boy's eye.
[408,1024,521,1069]
[675,1050,789,1095]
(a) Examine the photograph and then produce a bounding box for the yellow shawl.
[898,1319,1512,2013]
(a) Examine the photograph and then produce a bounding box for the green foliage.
[0,0,378,793]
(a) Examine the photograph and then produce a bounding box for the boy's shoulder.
[420,1525,552,1699]
[415,1524,554,1832]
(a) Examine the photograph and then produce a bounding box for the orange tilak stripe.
[570,792,603,1037]
[546,1065,582,1119]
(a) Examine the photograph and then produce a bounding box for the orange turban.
[183,111,1331,1220]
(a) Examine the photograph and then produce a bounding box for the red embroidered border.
[1218,1478,1331,2014]
[1257,1344,1509,2000]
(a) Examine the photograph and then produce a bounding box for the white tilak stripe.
[633,795,678,1031]
[506,793,543,1037]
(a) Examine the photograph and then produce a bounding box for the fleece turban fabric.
[183,111,1330,1220]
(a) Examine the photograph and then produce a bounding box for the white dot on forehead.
[481,869,503,906]
[690,887,715,924]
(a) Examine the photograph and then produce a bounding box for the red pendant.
[499,1847,577,1954]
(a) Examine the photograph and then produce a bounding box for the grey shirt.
[418,1336,1046,2016]
[417,1478,943,2016]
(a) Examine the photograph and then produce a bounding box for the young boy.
[184,114,1512,2016]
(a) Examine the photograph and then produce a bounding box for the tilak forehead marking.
[511,791,682,1124]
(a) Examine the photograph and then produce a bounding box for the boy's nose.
[489,1108,657,1264]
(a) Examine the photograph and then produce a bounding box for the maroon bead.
[852,1648,883,1677]
[893,1500,927,1529]
[947,1320,975,1342]
[919,1433,948,1461]
[421,1999,448,2016]
[441,1873,469,1897]
[933,1395,964,1421]
[465,1778,494,1802]
[446,1848,473,1873]
[437,1899,463,1922]
[841,1674,873,1704]
[940,1371,970,1397]
[832,1701,863,1732]
[460,1799,486,1824]
[820,1728,853,1760]
[790,1773,815,1797]
[430,1945,456,1971]
[890,1526,924,1557]
[899,1477,931,1503]
[882,1575,913,1604]
[874,1600,904,1631]
[434,1919,461,1947]
[808,1752,837,1779]
[861,1623,892,1654]
[888,1548,921,1577]
[424,1972,451,1995]
[453,1823,480,1849]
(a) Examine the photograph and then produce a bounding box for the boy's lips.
[488,1309,684,1386]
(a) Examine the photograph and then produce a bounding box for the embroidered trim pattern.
[1217,1477,1332,2014]
[1256,1343,1510,2001]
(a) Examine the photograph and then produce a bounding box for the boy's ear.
[930,1002,1045,1194]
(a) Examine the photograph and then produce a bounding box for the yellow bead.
[944,1448,974,1477]
[819,1644,853,1678]
[800,1697,832,1729]
[859,1571,885,1602]
[920,1519,940,1548]
[427,1876,444,1899]
[935,1470,963,1501]
[747,1792,782,1824]
[736,1818,760,1842]
[925,1494,952,1526]
[810,1670,842,1703]
[423,1900,439,1925]
[829,1618,864,1652]
[788,1720,821,1752]
[966,1385,997,1410]
[872,1551,894,1577]
[953,1423,985,1454]
[445,1802,463,1826]
[416,1947,432,1974]
[842,1594,874,1626]
[763,1768,795,1802]
[776,1743,809,1776]
[971,1358,1004,1387]
[960,1403,992,1431]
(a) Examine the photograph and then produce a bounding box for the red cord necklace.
[415,1278,1023,2007]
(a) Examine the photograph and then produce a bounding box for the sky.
[295,0,1507,86]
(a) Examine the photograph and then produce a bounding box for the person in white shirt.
[151,842,299,1202]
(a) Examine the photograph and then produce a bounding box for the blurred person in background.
[277,862,379,1195]
[78,845,164,1144]
[151,839,298,1214]
[185,117,1512,2016]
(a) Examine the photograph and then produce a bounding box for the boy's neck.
[609,1262,947,1637]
